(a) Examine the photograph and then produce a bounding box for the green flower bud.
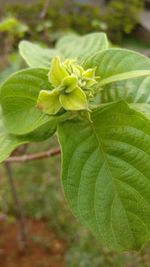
[37,56,98,115]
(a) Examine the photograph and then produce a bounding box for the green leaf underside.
[0,68,54,135]
[85,48,150,85]
[56,33,109,62]
[0,126,55,164]
[19,41,62,68]
[0,106,61,163]
[0,133,28,163]
[58,101,150,251]
[0,115,29,163]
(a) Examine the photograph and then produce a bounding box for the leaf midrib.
[89,119,134,247]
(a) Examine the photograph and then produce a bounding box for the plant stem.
[40,0,50,19]
[4,162,26,245]
[5,147,60,163]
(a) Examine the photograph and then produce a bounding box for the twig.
[5,147,61,164]
[40,0,50,20]
[4,162,26,245]
[3,147,60,246]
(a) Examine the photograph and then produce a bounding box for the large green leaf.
[85,48,150,86]
[58,101,150,251]
[98,76,150,117]
[0,68,58,135]
[56,32,109,62]
[19,41,62,68]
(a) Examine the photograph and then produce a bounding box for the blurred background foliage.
[0,0,146,53]
[1,0,149,76]
[0,0,150,266]
[106,0,144,42]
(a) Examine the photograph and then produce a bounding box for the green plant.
[0,17,28,37]
[0,1,102,41]
[1,32,150,252]
[105,0,144,42]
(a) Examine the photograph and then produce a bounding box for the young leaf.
[58,101,150,251]
[56,32,109,62]
[0,68,56,135]
[85,48,150,86]
[19,41,62,68]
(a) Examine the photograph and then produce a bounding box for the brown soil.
[0,219,66,267]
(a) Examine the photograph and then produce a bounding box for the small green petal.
[83,68,96,78]
[86,78,97,87]
[63,75,78,92]
[59,86,88,111]
[64,59,76,68]
[37,89,61,115]
[48,57,68,86]
[73,65,84,76]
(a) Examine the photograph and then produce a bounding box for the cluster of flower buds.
[37,56,98,115]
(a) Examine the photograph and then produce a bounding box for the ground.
[0,219,65,267]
